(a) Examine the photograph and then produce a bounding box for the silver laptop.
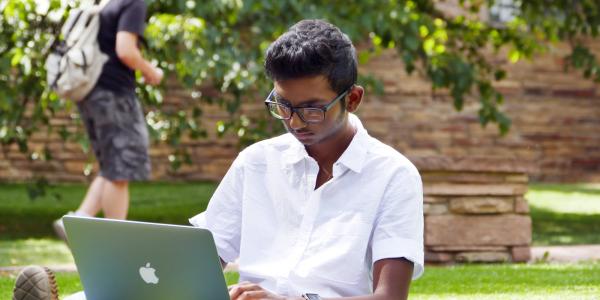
[63,216,230,300]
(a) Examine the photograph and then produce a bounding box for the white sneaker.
[52,214,70,244]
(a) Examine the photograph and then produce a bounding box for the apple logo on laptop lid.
[139,262,159,284]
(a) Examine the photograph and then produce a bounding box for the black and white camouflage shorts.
[77,86,151,181]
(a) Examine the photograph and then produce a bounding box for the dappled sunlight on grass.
[0,238,73,267]
[527,183,600,245]
[527,184,600,214]
[411,263,600,299]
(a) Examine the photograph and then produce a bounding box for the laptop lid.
[63,216,230,300]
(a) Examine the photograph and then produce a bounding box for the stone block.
[456,251,510,263]
[423,196,448,204]
[552,88,596,98]
[424,203,448,215]
[425,251,453,263]
[505,174,529,183]
[411,156,536,174]
[449,197,514,214]
[515,197,530,214]
[64,161,87,174]
[421,171,510,183]
[429,245,507,252]
[425,215,531,246]
[511,246,531,262]
[424,183,528,196]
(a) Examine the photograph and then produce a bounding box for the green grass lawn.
[1,263,599,299]
[1,182,600,299]
[527,183,600,246]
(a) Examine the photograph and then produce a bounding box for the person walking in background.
[53,0,163,241]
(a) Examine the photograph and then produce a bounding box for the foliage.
[1,0,599,169]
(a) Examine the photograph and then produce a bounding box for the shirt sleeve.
[371,165,425,279]
[117,0,147,36]
[189,153,245,263]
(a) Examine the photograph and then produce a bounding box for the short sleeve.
[189,153,245,263]
[371,166,424,279]
[117,0,147,36]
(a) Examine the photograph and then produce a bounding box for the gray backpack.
[45,0,110,102]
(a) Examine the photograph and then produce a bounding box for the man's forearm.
[323,258,412,300]
[324,294,406,300]
[117,48,155,78]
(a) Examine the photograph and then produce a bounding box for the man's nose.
[288,112,307,130]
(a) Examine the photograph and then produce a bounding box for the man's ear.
[345,85,364,113]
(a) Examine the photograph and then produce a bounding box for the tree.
[1,0,599,169]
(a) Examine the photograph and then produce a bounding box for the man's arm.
[367,258,413,300]
[115,31,163,85]
[320,258,413,300]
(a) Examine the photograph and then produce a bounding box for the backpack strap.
[97,0,111,10]
[64,10,85,39]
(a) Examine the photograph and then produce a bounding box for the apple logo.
[139,262,159,284]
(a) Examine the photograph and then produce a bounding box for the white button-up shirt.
[190,114,424,298]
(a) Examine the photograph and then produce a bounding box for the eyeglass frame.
[264,86,353,124]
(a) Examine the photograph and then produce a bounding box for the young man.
[190,19,424,300]
[53,0,163,240]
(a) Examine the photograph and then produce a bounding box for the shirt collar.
[281,113,370,173]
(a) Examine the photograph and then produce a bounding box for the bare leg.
[101,179,129,220]
[76,176,106,217]
[54,176,106,242]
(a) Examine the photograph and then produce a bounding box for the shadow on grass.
[0,182,215,240]
[531,206,600,246]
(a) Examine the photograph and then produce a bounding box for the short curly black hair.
[265,19,357,94]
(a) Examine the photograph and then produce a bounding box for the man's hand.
[143,66,163,86]
[228,281,300,300]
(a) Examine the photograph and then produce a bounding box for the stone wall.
[415,157,532,263]
[360,42,600,183]
[1,41,599,183]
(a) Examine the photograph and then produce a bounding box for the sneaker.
[52,217,68,244]
[12,265,59,300]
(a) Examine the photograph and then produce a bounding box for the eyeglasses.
[264,87,351,124]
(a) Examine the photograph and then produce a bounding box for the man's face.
[272,76,348,146]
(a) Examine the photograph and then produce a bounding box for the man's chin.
[294,136,316,145]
